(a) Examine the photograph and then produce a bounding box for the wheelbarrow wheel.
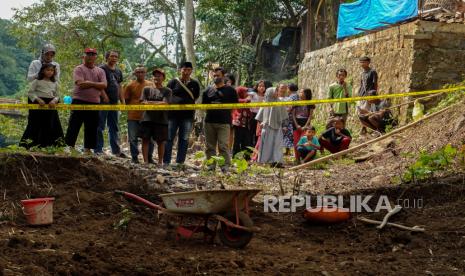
[218,211,253,248]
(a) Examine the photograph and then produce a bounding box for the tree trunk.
[246,18,263,85]
[184,0,196,69]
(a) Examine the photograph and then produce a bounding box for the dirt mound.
[0,153,158,228]
[262,100,465,195]
[0,153,464,275]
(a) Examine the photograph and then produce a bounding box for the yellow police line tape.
[0,86,464,111]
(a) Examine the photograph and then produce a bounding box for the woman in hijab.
[27,44,61,82]
[255,86,289,167]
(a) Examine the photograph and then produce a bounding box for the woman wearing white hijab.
[255,86,288,166]
[27,44,61,82]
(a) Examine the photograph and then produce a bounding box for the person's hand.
[77,81,89,89]
[102,93,110,103]
[36,98,45,106]
[283,127,288,131]
[297,125,302,130]
[48,98,58,108]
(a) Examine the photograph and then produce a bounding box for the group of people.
[20,44,395,171]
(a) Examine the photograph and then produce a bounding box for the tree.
[10,0,187,92]
[184,0,196,69]
[0,19,33,96]
[196,0,306,84]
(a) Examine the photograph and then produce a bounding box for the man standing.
[27,44,61,82]
[65,48,107,154]
[202,67,238,172]
[163,62,200,167]
[139,69,172,165]
[95,50,126,157]
[327,69,352,128]
[358,56,378,135]
[124,66,154,163]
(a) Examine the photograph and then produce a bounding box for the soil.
[1,101,465,275]
[0,153,464,275]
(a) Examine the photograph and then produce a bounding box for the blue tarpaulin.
[337,0,418,39]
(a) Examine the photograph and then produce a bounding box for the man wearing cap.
[163,62,200,167]
[65,48,108,154]
[139,68,172,165]
[124,66,155,163]
[95,50,126,157]
[27,43,61,82]
[358,56,378,135]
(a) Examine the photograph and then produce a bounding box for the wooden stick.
[358,217,425,232]
[377,205,402,229]
[289,102,458,171]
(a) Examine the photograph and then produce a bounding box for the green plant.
[427,82,465,114]
[232,154,249,174]
[332,157,355,165]
[323,170,331,177]
[114,208,135,230]
[206,156,225,167]
[403,144,459,182]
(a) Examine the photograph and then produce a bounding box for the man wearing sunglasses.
[27,43,61,82]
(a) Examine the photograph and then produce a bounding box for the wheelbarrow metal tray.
[159,189,261,214]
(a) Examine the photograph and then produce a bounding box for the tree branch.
[104,30,176,67]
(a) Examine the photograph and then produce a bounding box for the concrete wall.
[298,20,465,123]
[411,21,465,90]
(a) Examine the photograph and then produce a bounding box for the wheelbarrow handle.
[114,190,164,211]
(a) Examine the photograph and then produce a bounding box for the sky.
[0,0,38,19]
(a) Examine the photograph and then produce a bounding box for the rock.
[156,174,165,185]
[369,175,389,186]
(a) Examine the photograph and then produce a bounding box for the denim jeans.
[163,118,194,164]
[128,120,154,161]
[95,110,120,154]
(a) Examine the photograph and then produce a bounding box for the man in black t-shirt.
[319,118,352,154]
[163,62,200,166]
[358,56,378,136]
[140,68,172,165]
[202,67,239,172]
[96,50,126,157]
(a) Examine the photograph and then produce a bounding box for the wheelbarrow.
[115,189,261,248]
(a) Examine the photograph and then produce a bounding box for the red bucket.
[20,197,55,226]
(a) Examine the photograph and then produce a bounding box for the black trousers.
[20,98,64,148]
[233,126,252,158]
[250,113,258,145]
[65,99,99,149]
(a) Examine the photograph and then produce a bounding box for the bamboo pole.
[288,101,459,171]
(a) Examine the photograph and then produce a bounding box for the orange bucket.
[304,206,351,224]
[21,197,55,226]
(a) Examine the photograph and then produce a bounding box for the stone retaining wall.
[298,20,465,124]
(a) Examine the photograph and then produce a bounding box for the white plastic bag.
[412,99,424,121]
